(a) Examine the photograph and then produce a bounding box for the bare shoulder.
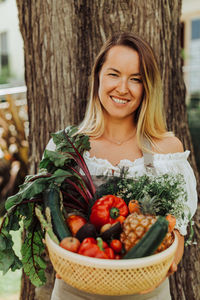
[153,136,184,154]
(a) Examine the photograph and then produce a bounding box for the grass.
[0,225,22,299]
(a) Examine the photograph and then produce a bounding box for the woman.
[48,32,197,299]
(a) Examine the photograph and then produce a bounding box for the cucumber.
[43,188,71,241]
[123,216,169,259]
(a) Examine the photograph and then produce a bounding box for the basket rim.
[45,231,178,269]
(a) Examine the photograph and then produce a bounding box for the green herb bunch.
[93,168,189,221]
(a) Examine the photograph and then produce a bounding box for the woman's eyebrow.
[107,68,141,76]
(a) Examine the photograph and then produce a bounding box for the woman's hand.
[167,261,177,276]
[140,230,184,294]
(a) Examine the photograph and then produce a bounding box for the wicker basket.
[46,232,178,295]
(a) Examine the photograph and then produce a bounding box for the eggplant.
[75,223,97,242]
[100,222,122,242]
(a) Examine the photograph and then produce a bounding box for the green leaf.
[18,203,35,229]
[0,229,22,274]
[0,236,6,251]
[5,212,20,231]
[48,169,72,184]
[43,149,71,168]
[21,227,46,287]
[52,126,90,154]
[10,255,23,271]
[5,178,47,211]
[0,249,15,274]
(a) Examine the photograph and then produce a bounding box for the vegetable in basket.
[66,214,87,236]
[44,188,71,241]
[90,194,129,230]
[120,193,177,253]
[123,216,169,259]
[60,237,80,253]
[78,237,115,259]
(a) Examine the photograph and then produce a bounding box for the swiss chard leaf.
[52,126,90,154]
[42,149,71,168]
[5,178,47,211]
[0,229,22,274]
[39,126,90,172]
[17,203,35,230]
[0,236,6,251]
[21,226,46,287]
[4,212,20,232]
[0,249,15,274]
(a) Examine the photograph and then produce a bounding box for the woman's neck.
[103,116,136,141]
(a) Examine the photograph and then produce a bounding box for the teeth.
[112,97,128,104]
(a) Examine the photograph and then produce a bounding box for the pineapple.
[120,195,175,253]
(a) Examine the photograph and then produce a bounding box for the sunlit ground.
[0,223,21,300]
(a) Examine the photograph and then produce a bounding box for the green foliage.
[40,126,90,173]
[21,226,46,287]
[0,125,91,286]
[0,228,22,297]
[0,228,22,275]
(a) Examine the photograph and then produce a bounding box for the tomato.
[78,237,114,259]
[110,239,122,254]
[59,237,80,253]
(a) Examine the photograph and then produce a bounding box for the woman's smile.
[110,96,130,104]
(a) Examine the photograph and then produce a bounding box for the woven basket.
[46,232,178,295]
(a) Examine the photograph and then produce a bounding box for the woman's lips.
[110,96,130,104]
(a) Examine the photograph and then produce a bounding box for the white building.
[182,0,200,99]
[0,0,24,84]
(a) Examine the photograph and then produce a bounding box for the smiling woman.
[48,32,198,300]
[78,32,167,155]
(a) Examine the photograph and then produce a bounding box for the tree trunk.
[16,0,200,299]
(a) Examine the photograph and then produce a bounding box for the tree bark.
[16,0,200,299]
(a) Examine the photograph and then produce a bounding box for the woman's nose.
[116,79,129,94]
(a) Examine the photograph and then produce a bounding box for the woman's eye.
[108,73,118,77]
[131,77,142,83]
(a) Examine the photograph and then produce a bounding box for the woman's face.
[98,45,144,121]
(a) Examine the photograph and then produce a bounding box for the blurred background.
[0,0,199,299]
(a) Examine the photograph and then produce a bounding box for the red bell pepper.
[78,237,115,259]
[90,195,128,229]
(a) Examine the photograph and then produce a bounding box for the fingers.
[56,273,62,279]
[167,261,177,276]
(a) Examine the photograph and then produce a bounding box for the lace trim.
[83,150,190,169]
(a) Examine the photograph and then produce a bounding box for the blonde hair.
[77,32,172,151]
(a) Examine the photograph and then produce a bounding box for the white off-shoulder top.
[46,139,198,236]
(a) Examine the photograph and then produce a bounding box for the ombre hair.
[77,32,172,151]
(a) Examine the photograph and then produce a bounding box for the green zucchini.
[43,188,71,241]
[123,216,169,259]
